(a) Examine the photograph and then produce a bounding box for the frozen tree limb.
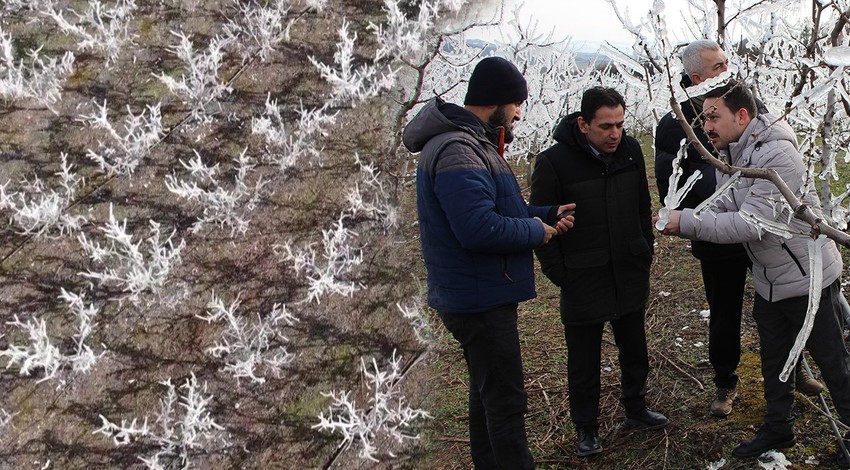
[43,0,137,65]
[95,373,227,469]
[165,148,267,236]
[153,32,232,123]
[80,101,164,176]
[0,153,86,237]
[313,350,431,462]
[0,27,75,112]
[78,205,185,304]
[197,293,298,384]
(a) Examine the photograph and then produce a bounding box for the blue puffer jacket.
[403,97,557,313]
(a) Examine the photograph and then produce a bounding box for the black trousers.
[439,304,535,470]
[563,309,649,429]
[754,279,850,432]
[700,255,751,389]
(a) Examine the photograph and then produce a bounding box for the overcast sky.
[467,0,775,52]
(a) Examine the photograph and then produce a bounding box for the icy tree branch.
[313,350,431,462]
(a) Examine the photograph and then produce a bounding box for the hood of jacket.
[728,113,798,167]
[402,97,502,154]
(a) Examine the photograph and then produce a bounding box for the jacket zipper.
[781,242,806,276]
[502,256,514,282]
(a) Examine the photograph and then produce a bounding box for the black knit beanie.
[464,57,528,106]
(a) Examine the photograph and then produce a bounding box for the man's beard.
[488,105,515,143]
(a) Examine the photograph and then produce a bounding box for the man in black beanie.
[403,57,575,469]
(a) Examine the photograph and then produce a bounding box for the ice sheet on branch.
[780,235,828,383]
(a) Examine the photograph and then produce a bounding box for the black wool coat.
[530,112,654,326]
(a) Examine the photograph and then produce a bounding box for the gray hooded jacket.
[679,113,842,301]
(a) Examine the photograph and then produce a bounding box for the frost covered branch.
[154,32,232,122]
[80,100,163,175]
[780,235,828,382]
[95,373,227,469]
[165,148,267,236]
[0,153,85,237]
[277,215,364,303]
[0,288,100,382]
[344,154,398,229]
[0,27,75,112]
[196,292,298,383]
[252,96,338,174]
[222,0,293,62]
[313,350,431,462]
[44,0,137,65]
[78,205,185,304]
[396,298,433,346]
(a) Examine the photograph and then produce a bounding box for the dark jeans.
[754,279,850,433]
[563,309,650,428]
[439,304,535,470]
[701,256,751,389]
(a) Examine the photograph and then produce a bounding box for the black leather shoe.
[624,408,669,430]
[576,427,602,457]
[732,426,796,458]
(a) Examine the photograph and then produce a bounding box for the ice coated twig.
[80,101,164,176]
[396,298,433,346]
[345,154,398,229]
[277,214,364,304]
[0,289,101,382]
[693,171,742,219]
[252,96,338,174]
[43,0,137,65]
[0,27,75,112]
[222,0,293,62]
[738,208,801,239]
[780,235,828,382]
[197,292,298,383]
[95,374,227,469]
[154,32,232,123]
[0,153,86,237]
[0,315,63,382]
[313,350,431,462]
[78,204,185,304]
[165,148,267,236]
[59,288,101,373]
[655,139,703,230]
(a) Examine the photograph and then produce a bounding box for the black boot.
[732,425,796,458]
[624,407,669,430]
[576,426,602,457]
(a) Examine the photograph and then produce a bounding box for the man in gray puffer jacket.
[657,80,850,465]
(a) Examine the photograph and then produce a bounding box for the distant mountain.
[456,39,611,69]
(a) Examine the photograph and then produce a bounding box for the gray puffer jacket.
[679,113,842,302]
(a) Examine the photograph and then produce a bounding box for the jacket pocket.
[629,237,650,256]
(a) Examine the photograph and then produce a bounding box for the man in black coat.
[530,87,668,458]
[654,40,823,418]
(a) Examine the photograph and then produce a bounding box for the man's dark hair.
[704,80,758,118]
[580,87,626,122]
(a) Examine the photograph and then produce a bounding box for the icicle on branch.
[779,235,828,382]
[655,138,703,230]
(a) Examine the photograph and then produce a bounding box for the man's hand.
[554,203,576,234]
[652,210,682,236]
[535,217,558,245]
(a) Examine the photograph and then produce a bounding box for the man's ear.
[736,107,751,126]
[577,116,589,134]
